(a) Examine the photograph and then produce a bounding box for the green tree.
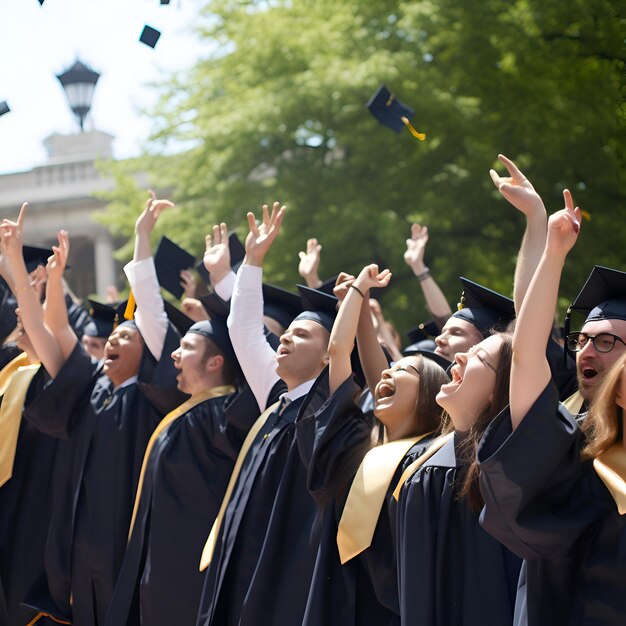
[99,0,625,337]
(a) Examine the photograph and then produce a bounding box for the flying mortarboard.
[0,101,9,117]
[452,277,515,337]
[367,85,425,141]
[196,231,246,285]
[140,25,161,48]
[154,236,196,299]
[22,245,54,273]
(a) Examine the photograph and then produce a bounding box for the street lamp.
[56,59,100,132]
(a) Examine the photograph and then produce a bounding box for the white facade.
[0,130,133,298]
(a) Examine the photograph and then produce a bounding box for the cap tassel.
[124,290,136,321]
[457,292,466,311]
[401,116,426,141]
[563,305,572,368]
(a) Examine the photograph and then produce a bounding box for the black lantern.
[56,59,100,132]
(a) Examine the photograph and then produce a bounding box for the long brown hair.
[443,332,514,512]
[411,355,450,436]
[582,351,625,460]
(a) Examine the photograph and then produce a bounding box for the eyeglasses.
[466,346,498,374]
[566,332,626,353]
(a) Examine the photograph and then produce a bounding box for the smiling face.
[576,319,626,401]
[275,319,329,389]
[102,324,144,387]
[436,334,504,432]
[434,317,484,362]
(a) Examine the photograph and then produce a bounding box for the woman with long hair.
[297,264,449,625]
[394,330,521,625]
[478,191,625,625]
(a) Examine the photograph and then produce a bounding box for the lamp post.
[56,59,100,132]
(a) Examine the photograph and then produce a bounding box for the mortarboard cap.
[296,284,338,333]
[160,0,171,4]
[22,244,54,273]
[451,277,515,337]
[154,236,196,300]
[0,101,9,117]
[140,25,161,48]
[367,85,425,141]
[199,292,230,319]
[83,299,123,338]
[405,319,440,345]
[403,344,452,372]
[318,275,339,296]
[163,300,194,336]
[196,231,246,285]
[262,284,303,331]
[569,266,626,323]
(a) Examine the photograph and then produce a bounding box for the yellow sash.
[199,401,280,571]
[0,356,41,487]
[593,444,626,515]
[563,390,585,416]
[128,385,236,539]
[392,432,455,501]
[337,432,432,564]
[25,611,72,625]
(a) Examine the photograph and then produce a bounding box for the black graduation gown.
[195,377,328,626]
[22,329,182,626]
[0,366,55,626]
[104,386,260,626]
[478,382,626,626]
[396,433,521,626]
[297,377,436,626]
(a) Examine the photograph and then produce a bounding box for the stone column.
[94,231,116,298]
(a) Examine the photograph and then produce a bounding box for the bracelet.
[350,284,365,298]
[416,267,431,283]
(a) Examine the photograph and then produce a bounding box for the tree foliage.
[98,0,625,335]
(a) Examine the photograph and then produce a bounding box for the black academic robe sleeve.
[477,381,612,560]
[23,342,97,439]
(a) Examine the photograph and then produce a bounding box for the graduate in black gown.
[103,208,258,626]
[296,264,449,625]
[195,203,331,626]
[394,319,521,623]
[478,191,626,625]
[2,200,182,626]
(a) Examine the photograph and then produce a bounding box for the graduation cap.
[160,0,171,4]
[0,101,9,117]
[154,236,196,300]
[22,244,54,273]
[405,320,440,345]
[163,300,195,336]
[296,284,338,332]
[568,266,626,323]
[139,25,161,48]
[83,299,123,338]
[367,85,425,141]
[199,292,230,318]
[451,277,515,338]
[196,231,246,285]
[318,275,339,296]
[186,317,242,381]
[262,284,303,331]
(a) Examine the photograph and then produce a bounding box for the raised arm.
[228,202,285,409]
[0,204,65,377]
[298,238,323,289]
[330,269,392,395]
[403,223,451,326]
[44,230,78,361]
[123,191,174,361]
[511,190,581,428]
[490,154,548,313]
[204,222,236,300]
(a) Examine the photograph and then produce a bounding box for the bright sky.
[0,0,209,174]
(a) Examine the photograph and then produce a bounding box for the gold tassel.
[401,116,426,141]
[124,290,136,321]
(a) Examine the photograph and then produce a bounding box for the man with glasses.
[563,266,626,416]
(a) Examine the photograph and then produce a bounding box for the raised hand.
[0,202,27,262]
[404,223,429,274]
[181,297,210,322]
[545,189,582,259]
[203,222,232,284]
[490,154,545,217]
[179,269,196,298]
[135,190,175,237]
[298,238,322,288]
[244,201,285,266]
[332,272,355,303]
[46,230,70,282]
[353,264,392,295]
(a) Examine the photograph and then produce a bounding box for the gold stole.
[199,400,280,571]
[336,432,432,564]
[593,444,626,515]
[127,385,236,539]
[392,432,455,500]
[0,353,40,487]
[563,390,585,416]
